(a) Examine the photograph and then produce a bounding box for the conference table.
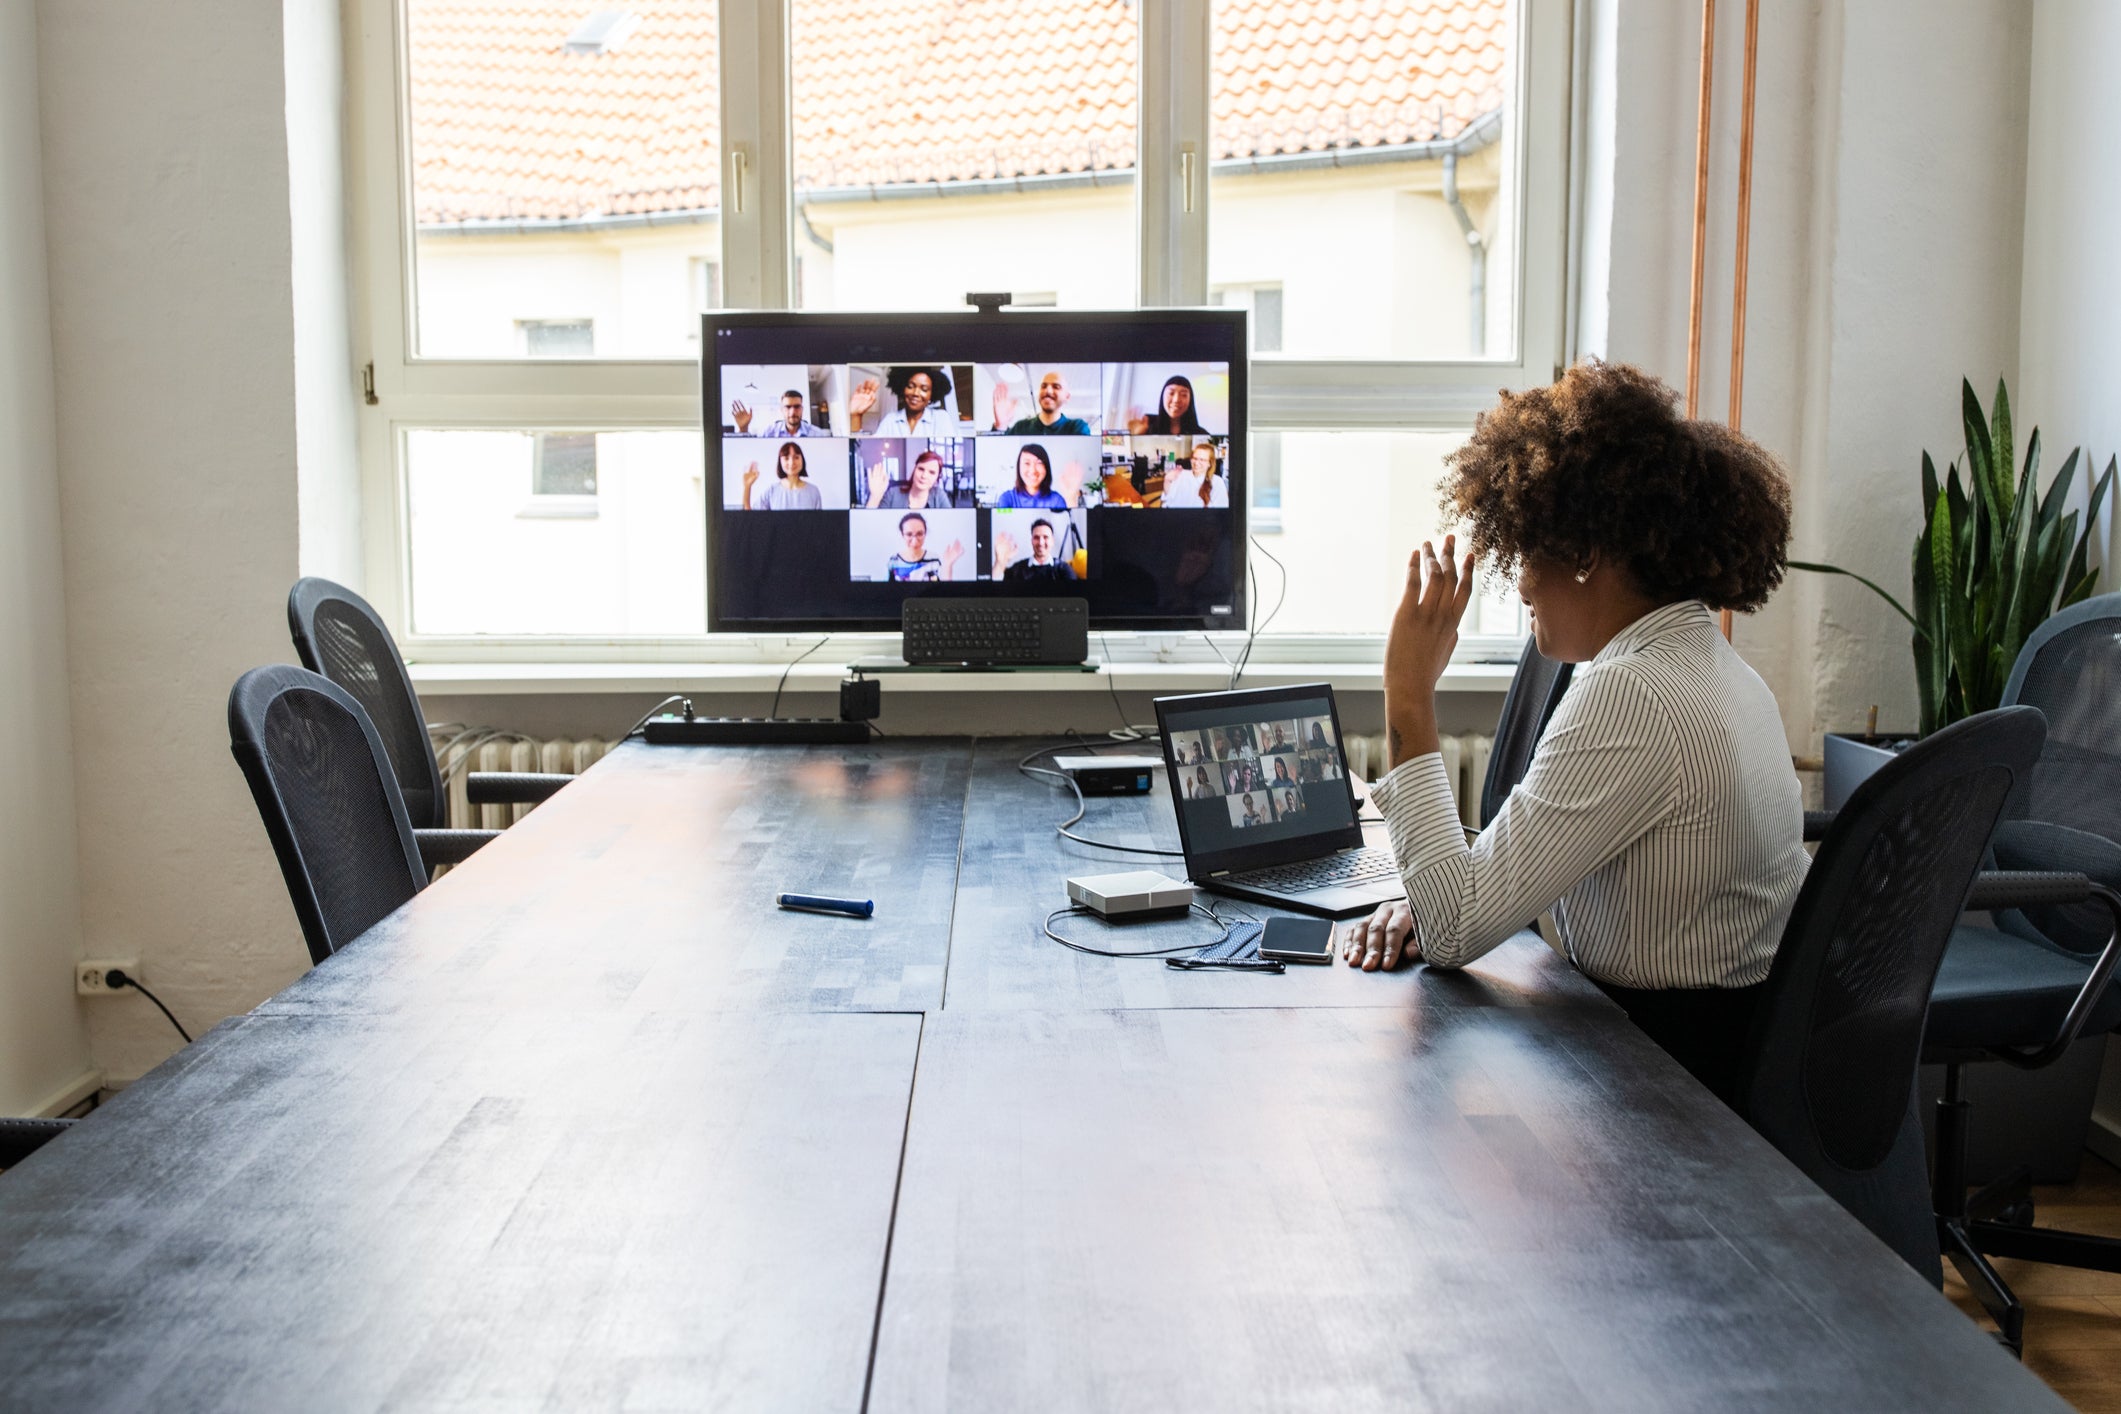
[0,740,2065,1410]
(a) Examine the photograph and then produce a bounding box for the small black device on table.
[901,597,1088,667]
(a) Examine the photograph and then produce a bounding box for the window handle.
[731,149,748,215]
[1180,145,1196,214]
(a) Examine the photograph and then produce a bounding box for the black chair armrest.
[416,828,501,870]
[1963,870,2121,1069]
[466,771,568,806]
[0,1117,76,1168]
[1802,809,1835,842]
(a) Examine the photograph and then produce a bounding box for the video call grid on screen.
[703,310,1247,632]
[1160,694,1360,860]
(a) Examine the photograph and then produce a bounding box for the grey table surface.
[0,740,2064,1411]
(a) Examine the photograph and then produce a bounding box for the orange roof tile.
[408,0,1508,226]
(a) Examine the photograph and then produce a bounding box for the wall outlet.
[77,959,140,995]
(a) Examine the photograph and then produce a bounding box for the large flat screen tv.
[703,309,1247,633]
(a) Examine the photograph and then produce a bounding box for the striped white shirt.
[1371,600,1809,989]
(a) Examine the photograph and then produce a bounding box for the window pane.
[405,1,719,358]
[406,429,705,635]
[1250,430,1524,636]
[789,0,1138,312]
[1210,1,1519,360]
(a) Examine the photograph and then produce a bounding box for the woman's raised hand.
[1384,534,1476,697]
[848,378,879,425]
[865,469,888,508]
[941,540,964,578]
[1057,461,1085,506]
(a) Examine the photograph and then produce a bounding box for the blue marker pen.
[776,892,875,919]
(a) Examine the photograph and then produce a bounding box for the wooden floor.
[1946,1153,2121,1411]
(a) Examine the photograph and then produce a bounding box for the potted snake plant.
[1794,378,2112,805]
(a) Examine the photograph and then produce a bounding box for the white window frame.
[347,0,1571,668]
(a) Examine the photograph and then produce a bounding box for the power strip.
[642,715,870,745]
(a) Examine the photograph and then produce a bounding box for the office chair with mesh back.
[1478,637,1572,828]
[1917,592,2121,1351]
[287,578,566,873]
[228,665,427,966]
[0,1119,75,1171]
[1736,706,2050,1287]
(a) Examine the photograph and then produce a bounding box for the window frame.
[349,0,1571,665]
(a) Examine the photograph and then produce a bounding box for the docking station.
[1065,870,1196,921]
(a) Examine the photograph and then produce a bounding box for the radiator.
[428,726,614,830]
[1344,733,1493,829]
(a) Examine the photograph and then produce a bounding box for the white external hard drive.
[1064,870,1196,920]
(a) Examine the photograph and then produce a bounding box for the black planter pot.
[1821,731,1920,812]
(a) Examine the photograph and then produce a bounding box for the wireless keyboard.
[901,597,1089,666]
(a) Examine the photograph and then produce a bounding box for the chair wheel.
[1997,1199,2036,1228]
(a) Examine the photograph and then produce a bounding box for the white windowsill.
[408,659,1519,696]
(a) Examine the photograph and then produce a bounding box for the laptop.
[1154,683,1406,918]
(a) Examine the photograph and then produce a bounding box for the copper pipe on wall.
[1684,0,1716,418]
[1719,0,1761,643]
[1729,0,1760,434]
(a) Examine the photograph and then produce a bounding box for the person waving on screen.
[1126,375,1210,436]
[994,518,1078,583]
[741,442,822,510]
[995,443,1083,509]
[993,369,1093,435]
[851,367,956,436]
[867,449,953,511]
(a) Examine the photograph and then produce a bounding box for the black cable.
[621,694,694,740]
[1096,632,1146,739]
[769,637,832,719]
[1042,901,1264,959]
[1230,534,1289,689]
[105,971,192,1044]
[1018,740,1186,858]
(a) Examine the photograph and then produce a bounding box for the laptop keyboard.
[1231,847,1399,892]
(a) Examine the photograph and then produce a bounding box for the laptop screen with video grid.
[1160,688,1359,865]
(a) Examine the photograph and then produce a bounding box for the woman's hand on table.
[1341,899,1419,971]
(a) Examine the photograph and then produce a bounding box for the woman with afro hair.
[1340,360,1807,1104]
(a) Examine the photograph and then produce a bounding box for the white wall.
[2019,0,2121,579]
[0,0,92,1115]
[2017,0,2121,1165]
[40,0,312,1084]
[1578,0,2034,747]
[287,0,364,584]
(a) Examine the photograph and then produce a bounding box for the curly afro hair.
[886,365,953,404]
[1441,360,1792,612]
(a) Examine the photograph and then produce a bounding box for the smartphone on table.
[1259,917,1335,964]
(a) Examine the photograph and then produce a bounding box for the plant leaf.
[2066,456,2116,594]
[1964,381,2002,532]
[1991,377,2015,516]
[1922,450,1941,524]
[1787,560,1920,627]
[2038,444,2079,530]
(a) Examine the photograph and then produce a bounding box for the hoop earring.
[1574,569,1591,584]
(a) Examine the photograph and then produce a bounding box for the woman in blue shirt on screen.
[995,444,1075,510]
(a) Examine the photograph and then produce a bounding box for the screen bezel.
[702,308,1248,633]
[1153,682,1366,877]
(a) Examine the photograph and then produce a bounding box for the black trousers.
[1594,979,1769,1108]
